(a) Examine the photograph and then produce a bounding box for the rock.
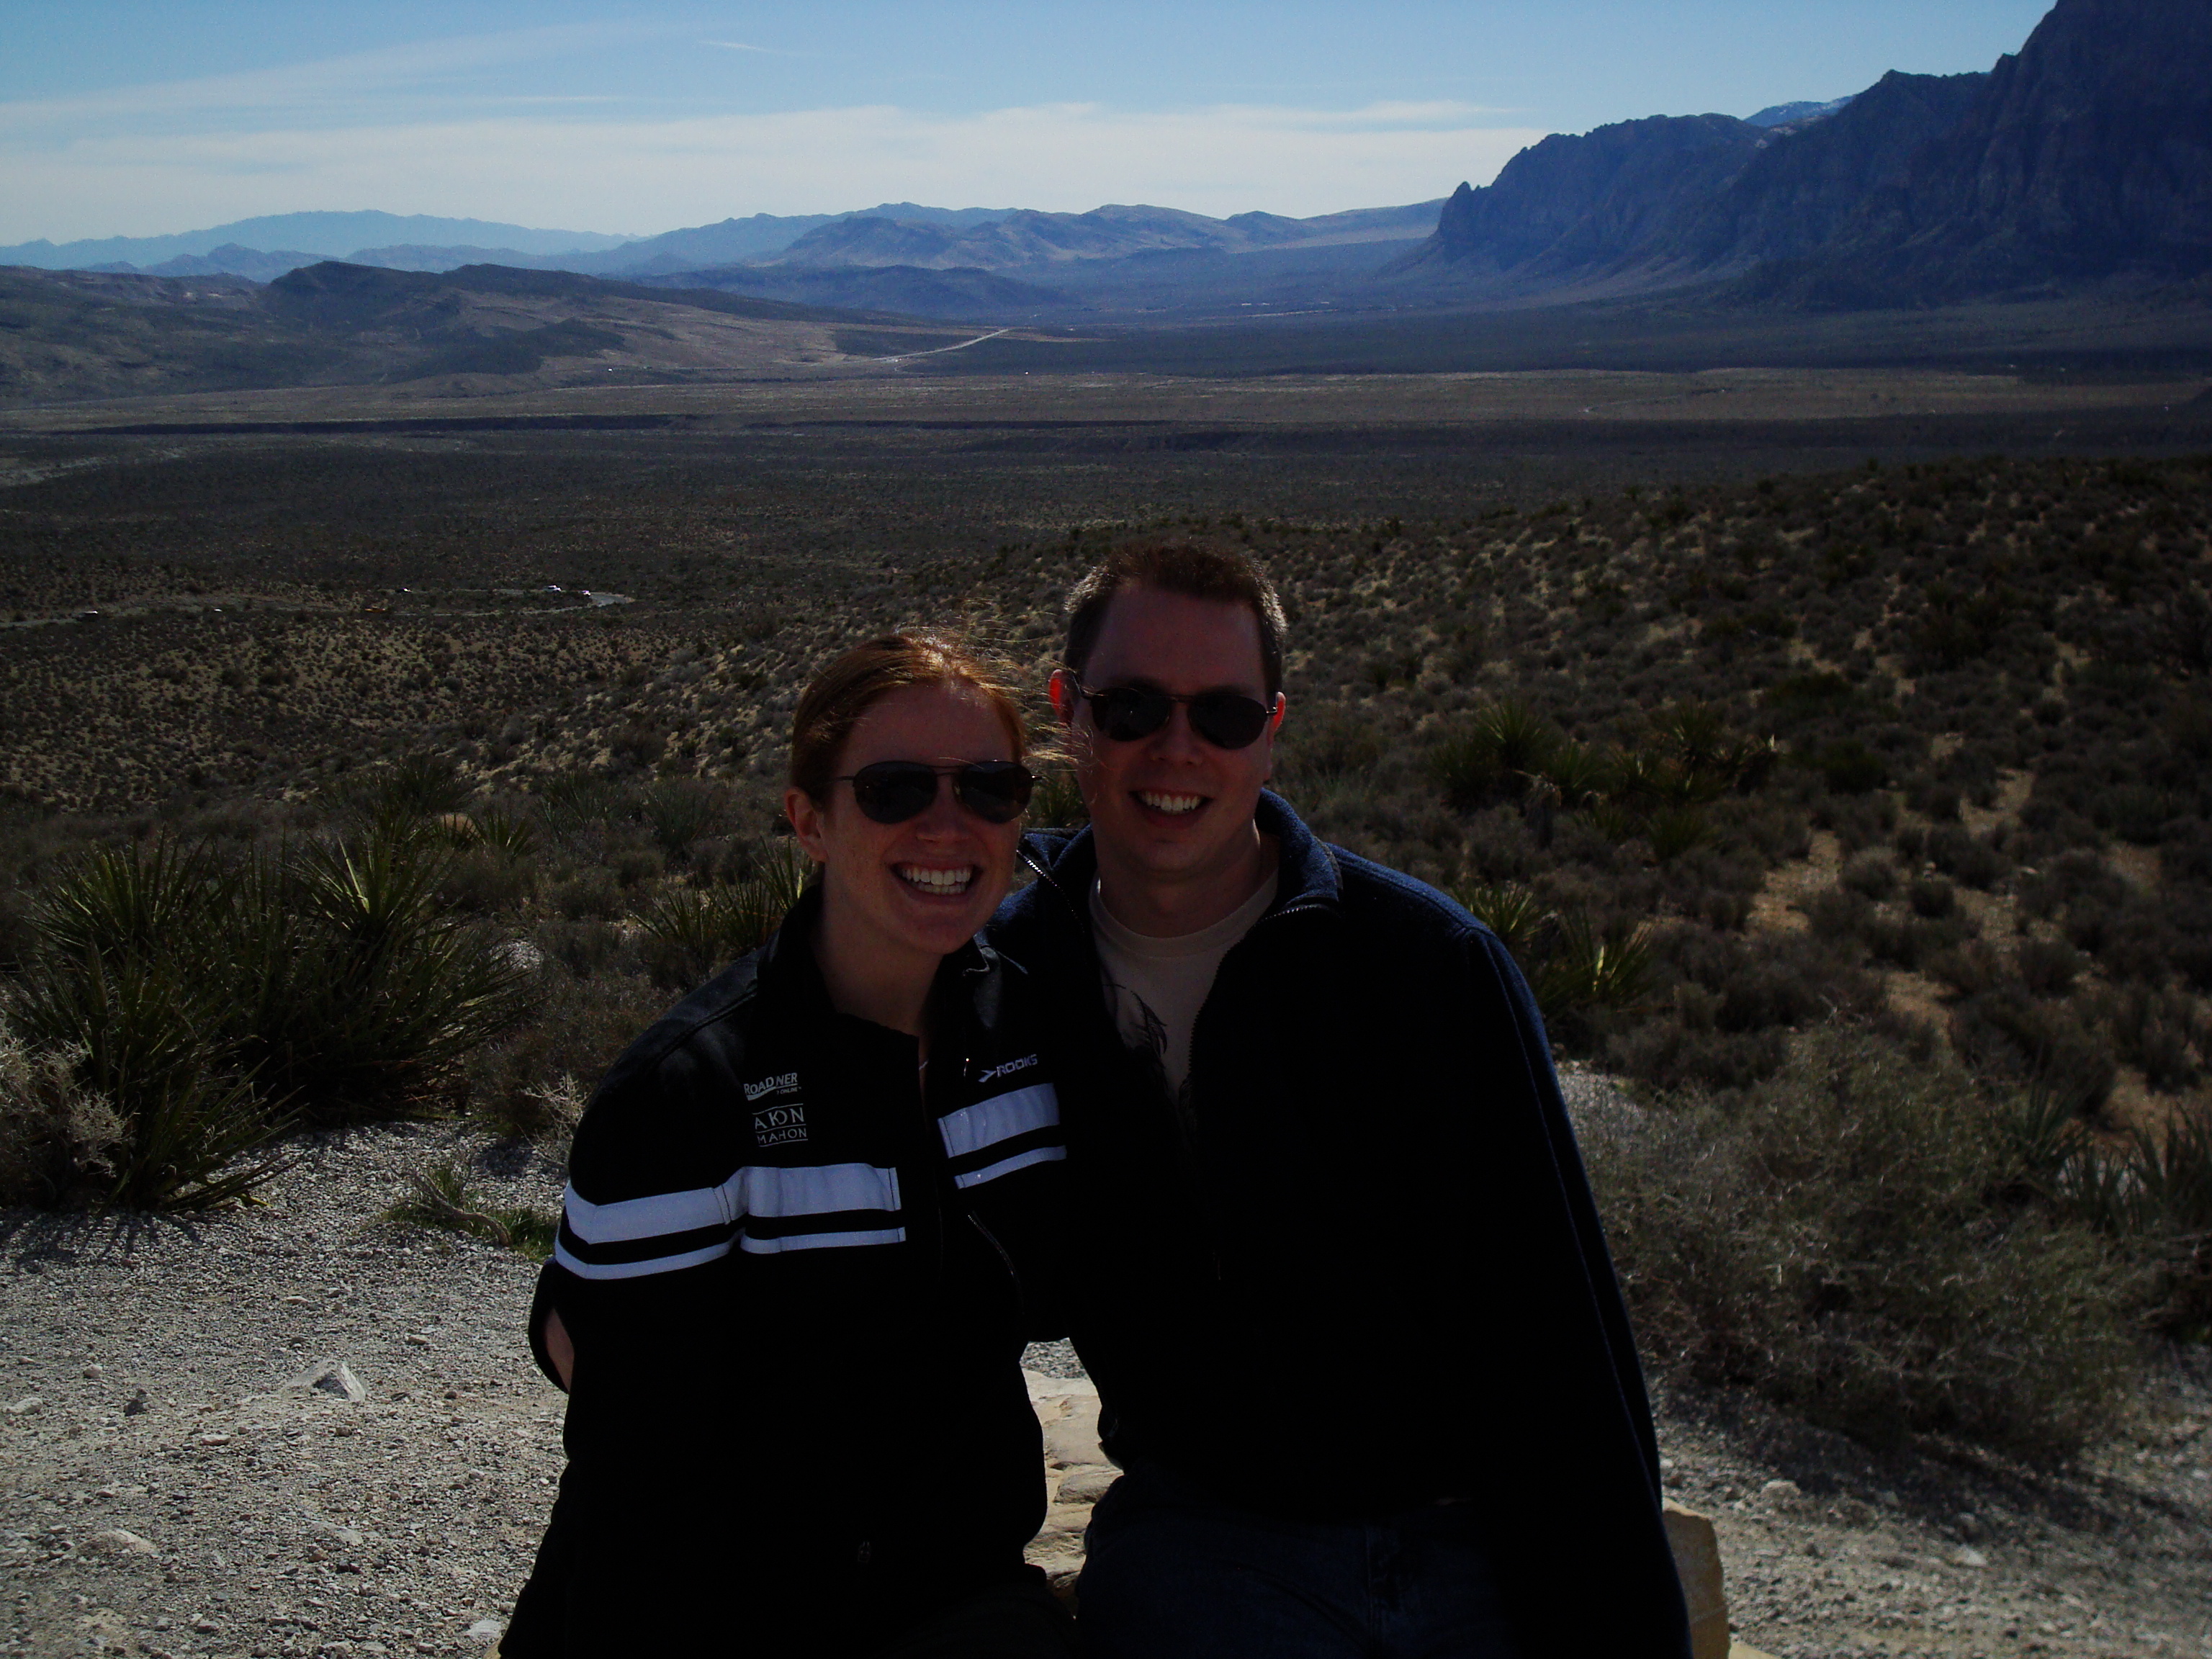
[1758,1478,1801,1503]
[1954,1511,1983,1541]
[1054,1466,1118,1505]
[4,1395,43,1415]
[123,1389,149,1416]
[1040,1398,1103,1470]
[84,1529,158,1557]
[1950,1545,1990,1569]
[286,1360,367,1403]
[1663,1500,1731,1659]
[1023,1370,1098,1403]
[465,1619,503,1643]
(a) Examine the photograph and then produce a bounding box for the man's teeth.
[1138,791,1203,816]
[899,865,975,894]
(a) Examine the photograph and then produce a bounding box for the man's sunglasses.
[1074,683,1279,751]
[836,760,1035,826]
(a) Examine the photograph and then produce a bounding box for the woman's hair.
[788,634,1027,803]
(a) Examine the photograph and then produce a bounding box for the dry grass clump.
[1588,1030,2145,1454]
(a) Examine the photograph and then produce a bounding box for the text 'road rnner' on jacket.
[987,791,1694,1659]
[508,887,1072,1655]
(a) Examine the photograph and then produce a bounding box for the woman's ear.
[784,786,831,866]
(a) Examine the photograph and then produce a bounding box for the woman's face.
[785,680,1024,968]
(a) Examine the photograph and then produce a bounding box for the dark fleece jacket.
[988,792,1691,1658]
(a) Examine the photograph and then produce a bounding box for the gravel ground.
[3,1118,2208,1659]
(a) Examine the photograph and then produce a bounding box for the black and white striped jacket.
[508,889,1069,1654]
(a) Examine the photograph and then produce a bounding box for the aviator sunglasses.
[835,760,1035,825]
[1074,682,1279,750]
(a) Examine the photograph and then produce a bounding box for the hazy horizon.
[2,1,2054,246]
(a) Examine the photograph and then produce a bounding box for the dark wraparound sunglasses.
[1075,682,1279,750]
[836,760,1035,825]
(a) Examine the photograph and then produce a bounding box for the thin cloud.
[0,23,647,133]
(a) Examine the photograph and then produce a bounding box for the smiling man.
[989,541,1691,1659]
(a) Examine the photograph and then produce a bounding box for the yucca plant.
[1455,881,1548,962]
[642,778,732,859]
[534,773,637,853]
[1532,914,1654,1042]
[5,956,289,1210]
[639,843,810,989]
[230,831,533,1117]
[1646,806,1713,863]
[472,807,538,864]
[1532,740,1611,811]
[1429,701,1562,810]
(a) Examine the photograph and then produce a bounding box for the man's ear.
[1048,670,1079,727]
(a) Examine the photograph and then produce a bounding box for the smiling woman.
[509,632,1080,1658]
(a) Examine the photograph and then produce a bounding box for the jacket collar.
[757,879,997,1017]
[1022,789,1339,931]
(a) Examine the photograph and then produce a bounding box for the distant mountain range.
[0,212,636,270]
[3,0,2204,333]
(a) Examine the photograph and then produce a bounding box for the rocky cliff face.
[1673,71,1990,268]
[1841,0,2212,293]
[1393,0,2212,305]
[1388,115,1761,283]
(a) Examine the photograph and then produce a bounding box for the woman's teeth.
[1138,791,1203,816]
[899,865,975,895]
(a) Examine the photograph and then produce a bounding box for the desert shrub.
[437,847,534,914]
[1840,851,1898,901]
[1,966,287,1210]
[0,1010,125,1205]
[1809,738,1888,795]
[1455,881,1548,963]
[1609,1015,1788,1093]
[1281,706,1388,783]
[1907,876,1958,919]
[1925,825,2009,891]
[1589,1031,2141,1452]
[12,830,531,1129]
[551,868,624,921]
[2015,938,2087,998]
[464,971,665,1141]
[1950,987,2116,1107]
[2094,986,2206,1093]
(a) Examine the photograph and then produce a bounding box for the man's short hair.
[1062,541,1288,698]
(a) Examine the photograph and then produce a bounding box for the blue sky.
[1,1,2058,243]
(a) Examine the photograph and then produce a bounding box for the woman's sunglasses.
[836,760,1035,825]
[1076,683,1278,750]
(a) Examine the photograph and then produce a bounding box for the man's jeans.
[1077,1461,1526,1659]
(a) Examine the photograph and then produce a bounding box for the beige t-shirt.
[1091,870,1280,1102]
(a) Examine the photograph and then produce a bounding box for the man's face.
[1055,583,1282,887]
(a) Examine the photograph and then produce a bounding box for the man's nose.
[1148,703,1207,760]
